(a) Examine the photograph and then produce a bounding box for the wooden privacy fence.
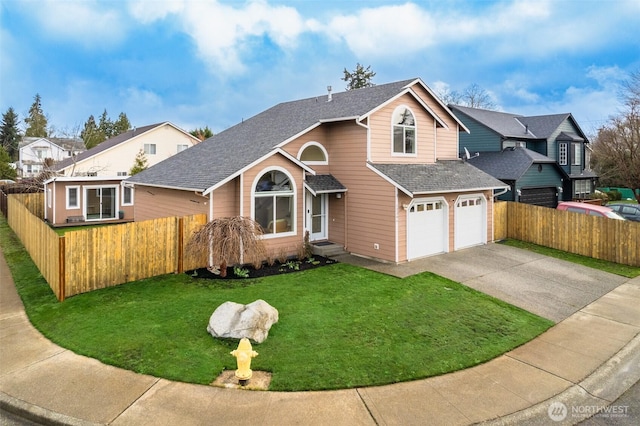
[8,194,207,300]
[494,201,640,266]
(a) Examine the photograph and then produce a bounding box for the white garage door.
[407,199,447,260]
[455,195,486,250]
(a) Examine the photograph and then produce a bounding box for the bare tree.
[437,83,497,110]
[591,69,640,203]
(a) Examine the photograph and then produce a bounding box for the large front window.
[254,170,294,235]
[392,107,416,154]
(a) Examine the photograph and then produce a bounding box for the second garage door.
[455,195,487,250]
[520,187,557,208]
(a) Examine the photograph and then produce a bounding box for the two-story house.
[450,105,598,208]
[127,79,507,263]
[44,122,200,226]
[18,137,85,178]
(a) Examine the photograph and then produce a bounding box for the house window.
[559,143,568,165]
[117,171,128,176]
[502,140,527,149]
[392,107,416,155]
[253,169,294,236]
[573,180,591,199]
[298,142,328,165]
[571,143,580,166]
[122,186,133,205]
[177,144,189,153]
[144,144,156,155]
[87,172,97,177]
[66,186,80,209]
[47,188,52,208]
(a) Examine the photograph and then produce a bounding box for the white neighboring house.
[52,122,200,177]
[18,137,85,178]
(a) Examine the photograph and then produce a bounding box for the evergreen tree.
[98,109,113,140]
[0,146,17,180]
[81,115,103,149]
[24,93,48,137]
[341,63,376,90]
[0,107,21,160]
[112,112,131,136]
[190,126,214,141]
[129,149,148,175]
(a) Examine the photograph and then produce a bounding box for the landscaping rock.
[207,300,279,344]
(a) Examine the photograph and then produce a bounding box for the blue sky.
[1,0,639,138]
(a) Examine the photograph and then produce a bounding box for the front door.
[306,192,327,241]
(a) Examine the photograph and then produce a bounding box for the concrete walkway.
[1,245,639,425]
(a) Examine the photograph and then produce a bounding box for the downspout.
[494,187,509,198]
[434,118,437,163]
[355,118,370,162]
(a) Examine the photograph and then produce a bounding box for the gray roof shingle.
[305,174,347,194]
[467,147,556,181]
[54,123,164,171]
[127,79,421,191]
[369,161,508,195]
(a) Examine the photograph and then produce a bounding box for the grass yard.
[1,217,553,391]
[501,240,640,278]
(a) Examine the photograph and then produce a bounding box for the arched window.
[253,169,295,235]
[392,107,416,155]
[298,142,328,165]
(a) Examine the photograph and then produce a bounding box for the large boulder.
[207,300,279,344]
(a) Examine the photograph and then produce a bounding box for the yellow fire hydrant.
[230,338,258,385]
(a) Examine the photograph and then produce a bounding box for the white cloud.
[129,0,308,74]
[128,0,184,24]
[24,0,125,47]
[324,3,437,57]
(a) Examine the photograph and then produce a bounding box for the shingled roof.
[128,78,457,193]
[54,123,164,172]
[368,161,507,196]
[449,105,582,141]
[467,147,557,181]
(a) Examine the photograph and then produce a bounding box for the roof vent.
[525,124,529,134]
[327,85,332,102]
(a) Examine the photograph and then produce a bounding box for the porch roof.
[304,174,347,195]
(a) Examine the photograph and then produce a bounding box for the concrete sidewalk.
[1,245,639,425]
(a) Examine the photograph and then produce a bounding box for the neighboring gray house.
[450,105,598,207]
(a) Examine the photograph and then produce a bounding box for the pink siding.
[45,179,134,226]
[324,121,398,262]
[212,178,240,218]
[134,186,209,222]
[369,94,437,164]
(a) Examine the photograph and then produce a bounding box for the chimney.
[327,85,332,102]
[525,124,528,134]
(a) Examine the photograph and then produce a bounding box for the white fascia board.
[409,78,471,134]
[365,162,413,197]
[130,182,205,193]
[43,176,126,184]
[412,184,510,196]
[203,148,316,195]
[360,88,449,130]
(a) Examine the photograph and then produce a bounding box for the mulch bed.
[186,256,338,280]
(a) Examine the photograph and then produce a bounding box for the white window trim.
[391,105,418,157]
[122,186,134,206]
[559,143,568,166]
[297,141,329,165]
[251,166,297,239]
[177,144,189,153]
[66,185,80,209]
[571,143,580,166]
[83,184,119,221]
[144,143,156,155]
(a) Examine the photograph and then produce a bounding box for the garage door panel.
[455,196,486,250]
[520,187,557,208]
[407,200,446,259]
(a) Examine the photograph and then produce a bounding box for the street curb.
[481,332,640,425]
[0,390,102,426]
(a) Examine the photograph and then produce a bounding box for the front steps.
[311,242,347,258]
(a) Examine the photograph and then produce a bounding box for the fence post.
[177,217,184,274]
[58,236,65,302]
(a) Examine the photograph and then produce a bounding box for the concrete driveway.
[335,243,630,322]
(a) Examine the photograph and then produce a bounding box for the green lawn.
[501,239,640,278]
[1,216,553,391]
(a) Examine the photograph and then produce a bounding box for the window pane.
[256,170,292,192]
[254,196,273,230]
[68,188,78,207]
[300,145,326,162]
[275,195,292,233]
[393,127,404,153]
[123,187,132,204]
[405,128,415,153]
